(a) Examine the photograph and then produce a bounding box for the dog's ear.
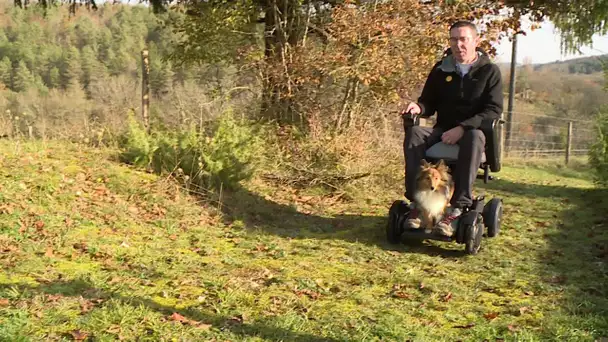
[421,159,430,168]
[436,159,449,172]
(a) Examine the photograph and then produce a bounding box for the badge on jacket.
[446,76,452,82]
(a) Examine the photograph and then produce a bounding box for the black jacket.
[417,48,503,131]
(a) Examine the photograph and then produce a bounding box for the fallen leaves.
[69,329,89,341]
[390,284,413,299]
[34,220,45,230]
[442,292,453,302]
[0,244,18,254]
[169,312,188,323]
[535,221,551,228]
[45,294,64,303]
[227,313,248,325]
[548,275,567,284]
[392,290,412,299]
[294,288,321,300]
[593,243,608,259]
[483,312,499,321]
[519,306,531,315]
[168,312,212,330]
[73,242,89,253]
[103,324,128,341]
[255,244,269,252]
[0,203,15,214]
[79,296,104,314]
[0,298,9,306]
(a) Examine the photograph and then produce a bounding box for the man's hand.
[401,102,421,116]
[441,126,464,145]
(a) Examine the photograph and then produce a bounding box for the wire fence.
[387,111,599,163]
[503,111,597,161]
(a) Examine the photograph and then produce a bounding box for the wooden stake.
[141,49,150,135]
[565,121,573,165]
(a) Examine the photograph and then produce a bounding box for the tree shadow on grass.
[217,171,608,265]
[479,177,608,336]
[216,185,471,258]
[539,185,608,336]
[477,176,583,198]
[0,279,340,342]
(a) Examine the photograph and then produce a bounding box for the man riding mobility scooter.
[386,21,505,255]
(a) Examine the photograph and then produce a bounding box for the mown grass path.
[0,141,606,341]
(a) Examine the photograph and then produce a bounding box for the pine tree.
[12,60,35,92]
[61,47,82,90]
[149,51,174,97]
[48,67,60,89]
[106,48,131,76]
[87,59,109,100]
[0,57,12,88]
[80,45,97,91]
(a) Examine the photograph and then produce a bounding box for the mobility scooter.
[386,113,504,255]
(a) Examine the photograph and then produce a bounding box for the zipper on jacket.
[459,75,464,98]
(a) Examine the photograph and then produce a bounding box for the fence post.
[499,116,506,160]
[565,121,573,165]
[505,32,518,154]
[141,48,150,135]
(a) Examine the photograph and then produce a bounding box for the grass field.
[0,141,606,341]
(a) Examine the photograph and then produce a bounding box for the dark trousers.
[403,126,486,208]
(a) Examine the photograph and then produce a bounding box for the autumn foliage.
[253,0,521,134]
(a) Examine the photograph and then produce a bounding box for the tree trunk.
[347,78,360,129]
[141,49,150,135]
[260,0,303,126]
[336,78,353,132]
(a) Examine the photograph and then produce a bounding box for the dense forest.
[0,2,256,141]
[0,3,192,95]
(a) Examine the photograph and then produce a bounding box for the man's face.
[449,26,479,62]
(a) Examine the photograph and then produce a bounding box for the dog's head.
[416,159,450,191]
[434,159,451,180]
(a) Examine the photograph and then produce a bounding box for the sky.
[493,21,608,65]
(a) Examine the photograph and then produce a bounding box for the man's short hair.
[449,21,478,35]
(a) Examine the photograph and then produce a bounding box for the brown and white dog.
[413,159,454,232]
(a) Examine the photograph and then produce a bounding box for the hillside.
[532,54,608,74]
[498,54,607,75]
[0,140,606,341]
[497,52,607,145]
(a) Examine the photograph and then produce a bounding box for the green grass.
[0,140,607,341]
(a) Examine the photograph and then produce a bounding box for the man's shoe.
[435,207,463,237]
[405,203,421,229]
